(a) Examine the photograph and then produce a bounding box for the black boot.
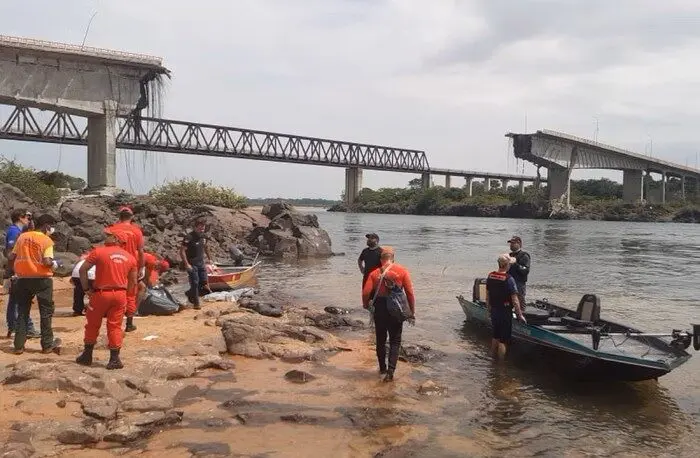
[106,349,124,370]
[76,344,94,366]
[125,316,136,332]
[383,371,394,383]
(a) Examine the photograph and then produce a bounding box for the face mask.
[48,227,55,235]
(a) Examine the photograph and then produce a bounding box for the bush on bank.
[0,159,62,207]
[149,178,247,210]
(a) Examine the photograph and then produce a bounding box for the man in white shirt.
[71,257,95,316]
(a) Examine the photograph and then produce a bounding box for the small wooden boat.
[458,278,699,382]
[207,261,261,291]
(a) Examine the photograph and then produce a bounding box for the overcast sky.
[2,0,700,198]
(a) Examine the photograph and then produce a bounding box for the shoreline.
[0,279,455,458]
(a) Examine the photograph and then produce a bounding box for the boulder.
[67,235,92,256]
[81,397,119,420]
[121,396,173,412]
[284,370,316,384]
[55,421,104,445]
[51,221,73,252]
[239,300,283,318]
[304,310,365,330]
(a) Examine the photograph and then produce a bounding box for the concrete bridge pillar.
[87,101,118,189]
[421,172,431,189]
[501,179,509,190]
[518,180,525,194]
[681,176,686,200]
[622,169,644,203]
[484,178,491,192]
[344,167,363,205]
[445,175,451,189]
[548,166,571,207]
[661,172,667,204]
[465,177,473,197]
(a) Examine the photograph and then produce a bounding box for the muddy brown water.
[256,211,700,457]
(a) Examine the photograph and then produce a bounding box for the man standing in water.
[486,254,527,360]
[358,233,382,286]
[507,236,530,304]
[362,246,415,382]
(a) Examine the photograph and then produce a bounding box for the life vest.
[485,271,512,308]
[13,231,54,278]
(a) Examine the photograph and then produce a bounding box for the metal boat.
[458,278,699,382]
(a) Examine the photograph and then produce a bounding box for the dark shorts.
[490,306,513,343]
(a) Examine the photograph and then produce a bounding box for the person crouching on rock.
[361,246,416,382]
[180,218,213,310]
[76,228,137,370]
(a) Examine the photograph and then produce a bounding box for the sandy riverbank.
[0,280,470,458]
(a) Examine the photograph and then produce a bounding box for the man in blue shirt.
[4,209,39,338]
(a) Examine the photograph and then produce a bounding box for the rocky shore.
[0,183,455,457]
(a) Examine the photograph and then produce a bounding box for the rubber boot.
[106,349,124,370]
[125,316,137,332]
[383,371,394,383]
[75,343,94,366]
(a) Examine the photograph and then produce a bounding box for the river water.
[258,210,700,457]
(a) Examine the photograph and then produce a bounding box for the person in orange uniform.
[8,214,62,354]
[143,251,169,288]
[106,206,144,333]
[76,228,137,370]
[362,246,416,382]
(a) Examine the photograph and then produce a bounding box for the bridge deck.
[507,130,700,178]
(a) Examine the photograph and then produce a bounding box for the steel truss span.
[0,106,430,172]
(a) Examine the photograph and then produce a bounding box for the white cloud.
[1,0,700,197]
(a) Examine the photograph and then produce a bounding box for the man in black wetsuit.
[358,233,382,286]
[507,236,531,304]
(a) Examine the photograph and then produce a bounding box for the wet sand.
[0,280,463,457]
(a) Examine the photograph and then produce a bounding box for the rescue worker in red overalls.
[106,206,144,333]
[76,228,137,370]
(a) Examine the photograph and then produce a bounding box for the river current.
[258,210,700,457]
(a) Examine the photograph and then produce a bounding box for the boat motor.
[670,329,692,350]
[694,324,700,351]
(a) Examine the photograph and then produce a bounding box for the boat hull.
[458,296,689,382]
[208,262,261,291]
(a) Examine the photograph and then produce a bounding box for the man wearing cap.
[487,254,527,360]
[76,228,137,370]
[143,251,170,288]
[362,246,416,382]
[106,206,144,332]
[3,208,39,338]
[507,236,531,304]
[7,214,62,354]
[358,233,383,286]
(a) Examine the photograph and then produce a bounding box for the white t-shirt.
[71,259,95,280]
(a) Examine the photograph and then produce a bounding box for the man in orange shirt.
[106,206,144,333]
[362,246,416,382]
[76,228,137,370]
[143,251,170,288]
[7,214,62,354]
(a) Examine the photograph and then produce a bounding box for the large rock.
[252,205,332,259]
[67,235,92,256]
[220,314,343,360]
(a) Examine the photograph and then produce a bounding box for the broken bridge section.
[0,35,169,188]
[507,130,700,205]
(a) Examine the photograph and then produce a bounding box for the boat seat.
[562,294,601,327]
[523,307,550,325]
[472,278,488,303]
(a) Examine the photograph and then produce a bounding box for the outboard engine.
[694,324,700,351]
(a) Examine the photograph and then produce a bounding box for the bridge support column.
[344,167,363,205]
[465,178,473,197]
[445,175,451,189]
[681,176,686,200]
[501,179,509,190]
[519,180,525,194]
[622,170,644,203]
[87,101,117,189]
[421,172,431,189]
[548,166,571,207]
[485,178,491,192]
[661,172,667,204]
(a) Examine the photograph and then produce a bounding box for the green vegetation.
[0,159,63,206]
[149,178,247,210]
[35,170,86,191]
[332,177,700,222]
[246,197,341,207]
